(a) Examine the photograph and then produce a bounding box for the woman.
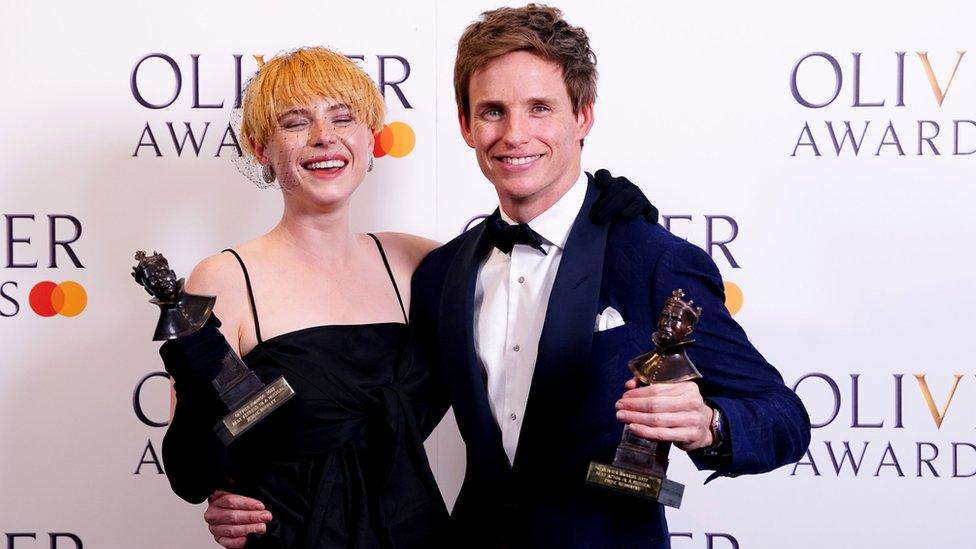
[160,47,448,548]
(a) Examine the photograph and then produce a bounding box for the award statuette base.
[586,425,685,508]
[212,351,295,445]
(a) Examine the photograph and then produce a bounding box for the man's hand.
[615,378,714,451]
[204,490,272,549]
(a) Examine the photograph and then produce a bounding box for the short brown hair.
[454,4,597,120]
[240,47,384,160]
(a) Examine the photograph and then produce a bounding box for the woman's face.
[256,97,374,209]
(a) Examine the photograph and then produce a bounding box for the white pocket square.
[594,306,625,332]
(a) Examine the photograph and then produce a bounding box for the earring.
[262,164,276,185]
[367,154,374,173]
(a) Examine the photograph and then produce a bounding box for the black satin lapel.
[514,177,609,470]
[438,222,503,451]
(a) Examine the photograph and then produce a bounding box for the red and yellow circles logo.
[373,121,416,158]
[28,281,87,317]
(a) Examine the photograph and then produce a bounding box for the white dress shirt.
[474,171,588,465]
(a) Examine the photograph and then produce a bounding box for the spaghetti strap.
[366,233,408,324]
[221,248,263,344]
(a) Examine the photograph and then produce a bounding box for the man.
[205,5,810,548]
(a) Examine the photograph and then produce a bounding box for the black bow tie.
[484,210,548,255]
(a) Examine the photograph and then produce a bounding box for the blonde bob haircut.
[240,47,385,160]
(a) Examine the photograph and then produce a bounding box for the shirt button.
[513,344,520,352]
[509,413,517,421]
[517,276,525,284]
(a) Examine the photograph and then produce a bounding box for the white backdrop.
[0,1,971,548]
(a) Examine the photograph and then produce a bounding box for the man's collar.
[499,171,587,251]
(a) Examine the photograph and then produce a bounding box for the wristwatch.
[700,405,729,458]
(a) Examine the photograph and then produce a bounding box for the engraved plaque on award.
[132,250,295,444]
[585,289,703,508]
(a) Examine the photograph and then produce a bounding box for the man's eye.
[532,105,551,113]
[483,108,502,119]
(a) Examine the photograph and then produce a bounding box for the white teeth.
[306,159,347,170]
[500,155,542,166]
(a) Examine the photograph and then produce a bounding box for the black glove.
[160,313,232,504]
[588,169,659,225]
[159,314,228,390]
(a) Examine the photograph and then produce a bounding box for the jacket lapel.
[513,177,609,470]
[438,220,505,455]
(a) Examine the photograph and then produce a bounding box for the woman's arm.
[161,253,250,503]
[184,252,249,356]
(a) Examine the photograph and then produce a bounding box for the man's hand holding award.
[586,289,710,508]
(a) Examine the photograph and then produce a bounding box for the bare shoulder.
[184,251,246,297]
[184,235,269,296]
[372,232,440,272]
[186,251,250,343]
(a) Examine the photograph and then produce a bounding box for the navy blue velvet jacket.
[410,177,811,548]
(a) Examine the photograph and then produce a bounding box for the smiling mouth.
[497,154,543,166]
[302,159,348,172]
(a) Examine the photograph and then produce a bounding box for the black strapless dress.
[160,238,449,549]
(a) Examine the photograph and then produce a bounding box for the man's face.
[460,51,593,220]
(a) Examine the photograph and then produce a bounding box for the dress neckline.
[223,234,409,348]
[242,322,408,362]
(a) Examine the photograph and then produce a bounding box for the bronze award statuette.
[132,251,295,444]
[586,289,703,509]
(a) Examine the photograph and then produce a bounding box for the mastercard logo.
[29,281,87,317]
[373,121,415,158]
[723,280,743,316]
